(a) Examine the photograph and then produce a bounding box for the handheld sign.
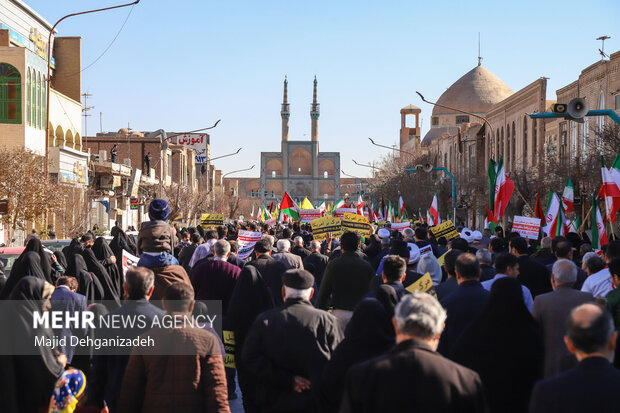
[406,272,437,298]
[121,249,140,278]
[236,230,262,260]
[512,215,541,240]
[334,207,357,218]
[430,220,459,240]
[311,216,342,241]
[299,208,322,223]
[391,222,411,233]
[200,213,225,227]
[223,330,236,368]
[341,213,371,237]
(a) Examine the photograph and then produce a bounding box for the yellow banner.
[341,213,371,237]
[437,249,451,266]
[200,213,225,227]
[406,272,437,298]
[430,220,459,240]
[223,330,236,368]
[310,215,343,241]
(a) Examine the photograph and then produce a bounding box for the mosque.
[225,77,341,205]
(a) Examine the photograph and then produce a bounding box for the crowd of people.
[1,198,620,412]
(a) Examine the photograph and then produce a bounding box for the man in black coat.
[510,236,552,298]
[291,236,311,260]
[546,241,587,290]
[529,303,620,413]
[302,240,329,288]
[242,269,343,413]
[341,292,485,413]
[435,250,463,301]
[87,267,164,413]
[246,238,288,307]
[438,253,490,356]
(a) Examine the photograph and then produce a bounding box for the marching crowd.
[1,198,620,412]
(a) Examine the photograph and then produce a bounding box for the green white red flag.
[492,157,515,222]
[429,192,439,225]
[356,194,364,215]
[592,196,609,250]
[399,194,405,218]
[543,190,565,239]
[562,177,574,213]
[598,156,620,224]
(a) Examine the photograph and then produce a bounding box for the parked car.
[0,246,25,277]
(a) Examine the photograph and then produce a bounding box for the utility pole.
[99,112,103,133]
[82,92,93,147]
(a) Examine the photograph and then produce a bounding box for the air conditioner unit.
[123,158,131,167]
[92,154,100,162]
[99,150,107,161]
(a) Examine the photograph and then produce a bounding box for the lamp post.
[223,164,255,179]
[44,0,140,175]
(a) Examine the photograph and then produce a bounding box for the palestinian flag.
[429,192,439,225]
[598,156,620,224]
[592,196,609,250]
[543,190,564,239]
[562,177,574,213]
[280,192,299,220]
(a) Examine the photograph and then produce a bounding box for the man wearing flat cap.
[242,269,343,413]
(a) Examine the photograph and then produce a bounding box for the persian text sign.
[200,213,224,227]
[512,215,541,240]
[341,213,371,237]
[405,272,437,298]
[237,230,262,260]
[391,222,411,233]
[334,207,357,218]
[310,216,343,241]
[172,133,209,164]
[299,208,321,223]
[430,220,459,240]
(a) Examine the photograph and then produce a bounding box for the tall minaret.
[281,75,290,141]
[310,76,320,142]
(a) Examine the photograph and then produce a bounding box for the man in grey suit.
[532,259,594,378]
[272,238,304,270]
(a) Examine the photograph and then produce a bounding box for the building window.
[500,127,504,160]
[616,95,620,110]
[0,63,22,124]
[581,117,589,160]
[560,122,567,166]
[431,116,439,126]
[30,71,35,127]
[506,125,510,169]
[41,74,45,129]
[36,72,41,129]
[597,91,605,134]
[323,171,328,179]
[272,170,276,178]
[455,115,470,125]
[511,122,516,170]
[570,120,577,165]
[495,130,499,159]
[26,68,31,126]
[523,117,528,168]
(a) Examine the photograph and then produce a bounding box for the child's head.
[148,199,170,221]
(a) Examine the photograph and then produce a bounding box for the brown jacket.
[151,265,193,304]
[138,220,176,254]
[118,324,230,413]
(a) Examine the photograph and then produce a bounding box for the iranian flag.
[317,200,326,213]
[534,190,546,229]
[562,177,574,213]
[262,208,272,221]
[399,194,405,218]
[257,206,263,222]
[592,197,609,250]
[598,156,620,224]
[386,201,393,223]
[250,203,255,220]
[492,157,515,222]
[280,192,299,220]
[429,192,439,225]
[426,209,434,226]
[334,197,345,210]
[543,190,564,239]
[357,194,364,215]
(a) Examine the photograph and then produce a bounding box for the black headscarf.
[0,277,64,412]
[109,229,135,258]
[22,238,52,283]
[53,251,67,270]
[81,247,121,308]
[66,254,105,304]
[92,237,123,302]
[318,297,395,413]
[450,277,544,413]
[0,251,46,299]
[62,238,80,263]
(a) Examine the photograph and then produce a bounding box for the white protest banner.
[266,218,277,226]
[299,208,321,223]
[512,215,541,240]
[121,249,140,278]
[334,207,357,218]
[391,222,411,233]
[237,230,262,260]
[171,133,209,164]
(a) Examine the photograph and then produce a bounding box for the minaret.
[281,75,290,141]
[310,76,320,142]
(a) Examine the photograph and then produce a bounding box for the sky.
[27,0,619,178]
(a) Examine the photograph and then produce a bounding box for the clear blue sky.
[28,0,618,177]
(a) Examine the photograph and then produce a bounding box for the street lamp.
[416,91,494,136]
[44,0,141,174]
[223,164,255,179]
[368,137,415,157]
